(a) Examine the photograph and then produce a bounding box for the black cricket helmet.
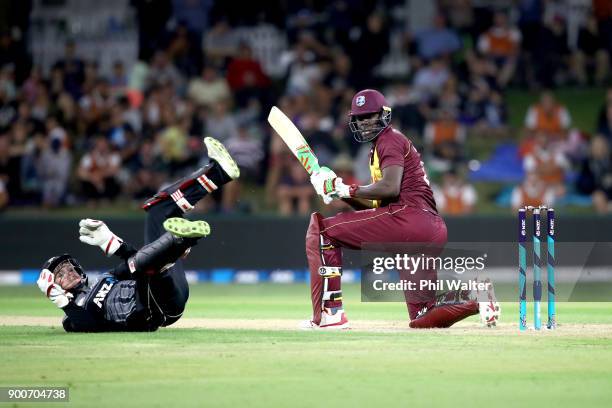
[42,254,88,291]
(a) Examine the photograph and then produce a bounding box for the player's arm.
[350,165,402,200]
[78,219,139,280]
[78,219,135,258]
[323,165,402,203]
[61,303,106,332]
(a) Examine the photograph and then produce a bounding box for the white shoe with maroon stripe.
[478,278,501,327]
[204,137,240,180]
[299,308,350,330]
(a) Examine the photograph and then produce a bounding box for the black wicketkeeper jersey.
[61,273,152,332]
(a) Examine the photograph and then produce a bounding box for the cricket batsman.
[303,89,500,329]
[37,137,239,332]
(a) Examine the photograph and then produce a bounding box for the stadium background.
[1,0,612,276]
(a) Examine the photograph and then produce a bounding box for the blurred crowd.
[2,0,612,215]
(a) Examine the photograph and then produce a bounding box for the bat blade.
[267,106,320,174]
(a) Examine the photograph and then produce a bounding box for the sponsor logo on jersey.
[93,281,115,308]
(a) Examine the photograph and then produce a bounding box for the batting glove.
[37,269,73,309]
[78,219,123,257]
[327,177,357,199]
[310,167,336,204]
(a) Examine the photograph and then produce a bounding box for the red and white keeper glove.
[37,269,73,308]
[78,219,123,257]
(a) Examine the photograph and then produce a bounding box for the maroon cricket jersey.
[368,126,438,213]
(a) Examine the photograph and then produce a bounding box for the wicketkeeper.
[304,89,500,329]
[37,137,239,332]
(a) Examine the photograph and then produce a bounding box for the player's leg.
[129,218,211,327]
[302,212,348,329]
[138,137,238,326]
[302,206,418,329]
[408,300,479,328]
[308,206,456,328]
[143,136,240,243]
[389,208,483,328]
[408,279,500,328]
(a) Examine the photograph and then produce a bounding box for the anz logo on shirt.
[93,278,116,308]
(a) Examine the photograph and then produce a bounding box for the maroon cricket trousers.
[306,204,448,324]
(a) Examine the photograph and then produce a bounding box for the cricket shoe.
[163,217,211,239]
[299,308,350,330]
[204,137,240,180]
[478,278,501,327]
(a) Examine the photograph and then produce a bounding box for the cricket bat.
[267,106,321,175]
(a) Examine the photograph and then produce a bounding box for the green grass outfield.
[1,284,612,408]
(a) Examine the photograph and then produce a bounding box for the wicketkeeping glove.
[78,219,123,257]
[37,269,73,308]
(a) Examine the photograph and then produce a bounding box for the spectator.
[53,40,85,100]
[523,133,569,197]
[37,134,72,208]
[534,15,570,87]
[433,169,477,215]
[347,12,389,88]
[597,103,612,143]
[203,19,239,68]
[146,50,184,90]
[224,123,265,212]
[282,40,323,97]
[465,88,509,138]
[0,83,17,130]
[226,42,271,107]
[300,110,340,166]
[572,13,609,85]
[77,136,121,204]
[277,157,314,216]
[424,108,465,171]
[477,11,521,87]
[206,99,238,143]
[110,60,128,95]
[226,123,264,178]
[187,66,231,108]
[525,91,571,140]
[0,65,16,100]
[326,154,358,214]
[158,111,190,174]
[19,132,47,201]
[414,14,461,61]
[79,78,114,131]
[412,58,450,103]
[9,120,34,199]
[511,171,556,211]
[576,136,612,213]
[166,21,203,78]
[0,133,22,203]
[21,66,43,104]
[128,139,165,200]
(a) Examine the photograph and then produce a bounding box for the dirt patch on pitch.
[1,315,612,337]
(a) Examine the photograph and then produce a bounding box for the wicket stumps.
[547,209,556,329]
[518,206,556,331]
[518,209,527,330]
